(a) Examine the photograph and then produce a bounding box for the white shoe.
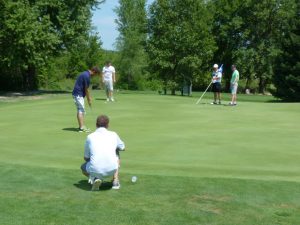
[111,98,115,102]
[106,98,109,102]
[91,179,102,191]
[112,180,120,190]
[79,127,90,133]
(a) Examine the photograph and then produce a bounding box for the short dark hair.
[96,115,109,128]
[105,60,111,65]
[91,66,101,74]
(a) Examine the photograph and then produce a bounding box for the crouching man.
[81,115,125,191]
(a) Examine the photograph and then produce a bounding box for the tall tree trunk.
[258,77,266,94]
[22,65,37,91]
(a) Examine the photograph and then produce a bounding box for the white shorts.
[82,162,117,180]
[73,95,85,113]
[104,80,113,91]
[231,83,238,94]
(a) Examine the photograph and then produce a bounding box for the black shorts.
[212,83,222,92]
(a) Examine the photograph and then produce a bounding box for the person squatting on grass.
[229,65,239,106]
[72,66,101,132]
[211,64,222,105]
[102,61,116,102]
[80,115,125,191]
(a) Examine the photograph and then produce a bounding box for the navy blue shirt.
[72,71,91,97]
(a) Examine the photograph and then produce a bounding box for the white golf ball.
[131,176,137,183]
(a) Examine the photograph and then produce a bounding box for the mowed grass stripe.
[0,163,300,225]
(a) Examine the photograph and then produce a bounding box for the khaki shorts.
[104,80,113,91]
[231,83,238,94]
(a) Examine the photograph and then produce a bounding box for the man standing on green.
[229,65,239,106]
[102,61,116,102]
[211,64,222,105]
[72,66,100,132]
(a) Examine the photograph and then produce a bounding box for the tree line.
[0,0,104,91]
[1,0,299,101]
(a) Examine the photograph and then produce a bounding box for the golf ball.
[131,176,137,183]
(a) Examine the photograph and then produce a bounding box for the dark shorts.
[212,82,222,93]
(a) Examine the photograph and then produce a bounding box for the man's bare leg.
[112,159,120,189]
[217,92,221,104]
[77,112,84,129]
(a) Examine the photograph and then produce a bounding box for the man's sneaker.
[111,98,115,102]
[91,178,102,191]
[78,127,90,133]
[211,102,217,105]
[112,180,120,190]
[228,102,235,106]
[218,101,222,105]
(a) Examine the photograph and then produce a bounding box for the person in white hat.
[211,64,222,104]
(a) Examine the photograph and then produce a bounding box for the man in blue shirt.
[72,66,100,132]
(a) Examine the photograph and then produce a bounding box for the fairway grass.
[0,91,299,225]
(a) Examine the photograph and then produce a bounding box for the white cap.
[213,64,218,68]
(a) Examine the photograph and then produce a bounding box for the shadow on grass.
[95,98,107,101]
[62,128,78,132]
[0,90,71,97]
[197,102,228,106]
[74,180,112,191]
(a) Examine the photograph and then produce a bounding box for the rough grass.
[0,90,299,225]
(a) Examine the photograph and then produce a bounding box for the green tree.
[115,0,148,90]
[211,0,297,93]
[0,1,60,90]
[38,31,103,89]
[272,1,300,101]
[148,0,216,94]
[0,0,104,91]
[209,0,247,90]
[66,32,103,78]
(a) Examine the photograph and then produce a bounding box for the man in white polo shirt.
[81,115,125,191]
[102,61,116,102]
[211,64,222,105]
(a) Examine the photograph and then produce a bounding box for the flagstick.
[196,81,212,104]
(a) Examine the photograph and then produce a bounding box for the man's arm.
[112,71,116,83]
[84,138,91,161]
[85,87,92,107]
[101,72,105,83]
[212,72,221,81]
[116,134,125,151]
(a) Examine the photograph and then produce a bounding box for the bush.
[137,79,163,91]
[238,79,259,94]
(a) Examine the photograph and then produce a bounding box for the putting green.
[0,91,299,225]
[1,91,299,182]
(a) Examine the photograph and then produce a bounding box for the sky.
[91,0,154,50]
